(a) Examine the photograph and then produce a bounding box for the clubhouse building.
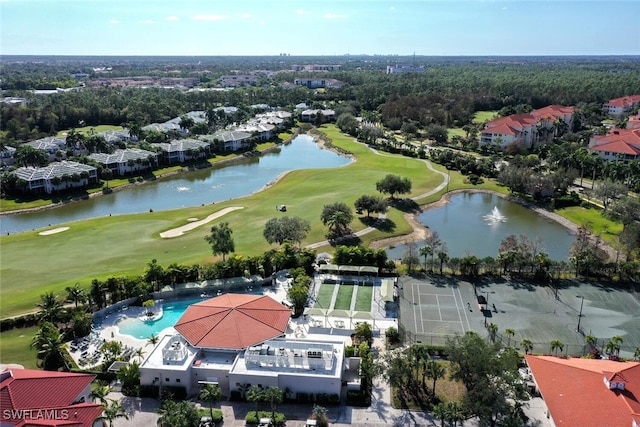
[139,294,348,398]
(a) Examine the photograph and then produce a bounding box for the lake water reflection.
[1,134,351,234]
[386,192,576,261]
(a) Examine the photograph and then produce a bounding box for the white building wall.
[192,367,232,396]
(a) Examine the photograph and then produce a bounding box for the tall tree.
[65,283,86,308]
[100,399,129,427]
[199,384,222,421]
[550,339,564,356]
[263,216,311,246]
[31,321,66,370]
[354,195,387,218]
[204,222,235,261]
[36,291,65,323]
[320,202,354,237]
[375,174,412,200]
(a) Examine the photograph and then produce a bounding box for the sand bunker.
[160,207,244,238]
[39,227,70,236]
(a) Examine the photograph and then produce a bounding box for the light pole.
[576,295,585,333]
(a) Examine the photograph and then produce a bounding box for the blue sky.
[1,0,639,56]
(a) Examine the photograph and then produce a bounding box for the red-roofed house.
[589,128,640,161]
[480,105,575,149]
[525,355,640,427]
[139,294,346,399]
[0,368,103,427]
[604,95,640,116]
[627,114,640,130]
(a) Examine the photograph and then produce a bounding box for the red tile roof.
[605,95,640,108]
[590,128,640,156]
[0,369,103,427]
[174,294,291,350]
[531,104,575,120]
[526,355,640,427]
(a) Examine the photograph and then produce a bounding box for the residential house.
[589,128,640,161]
[386,64,425,74]
[206,130,252,152]
[151,139,211,164]
[97,129,136,145]
[291,64,341,72]
[480,105,574,149]
[0,146,16,167]
[0,368,103,427]
[604,95,640,116]
[24,136,67,162]
[480,114,539,149]
[13,161,97,194]
[139,294,346,399]
[89,148,157,176]
[525,355,640,427]
[627,113,640,130]
[220,75,259,87]
[300,109,336,123]
[294,78,343,89]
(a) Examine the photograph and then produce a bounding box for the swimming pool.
[117,298,205,339]
[116,291,265,339]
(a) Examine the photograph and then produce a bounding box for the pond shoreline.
[0,130,303,217]
[370,188,618,260]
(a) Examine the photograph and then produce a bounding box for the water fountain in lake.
[483,206,507,224]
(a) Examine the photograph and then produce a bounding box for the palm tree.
[36,292,65,323]
[146,334,159,347]
[425,360,446,396]
[550,339,564,356]
[65,283,86,308]
[504,328,515,347]
[31,322,67,370]
[419,245,433,272]
[134,347,145,362]
[445,401,464,427]
[520,339,533,355]
[633,347,640,361]
[199,384,222,421]
[100,399,128,427]
[264,386,283,423]
[432,401,450,427]
[246,385,264,423]
[486,323,498,343]
[605,339,622,357]
[90,385,110,405]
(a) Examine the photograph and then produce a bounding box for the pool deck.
[70,272,398,369]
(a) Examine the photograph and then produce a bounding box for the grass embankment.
[0,326,39,369]
[57,125,124,137]
[558,204,623,247]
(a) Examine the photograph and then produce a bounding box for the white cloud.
[141,19,154,24]
[502,6,508,11]
[166,16,179,21]
[296,9,307,15]
[239,13,252,19]
[109,19,120,25]
[193,14,228,21]
[259,20,266,25]
[324,13,346,19]
[389,6,395,11]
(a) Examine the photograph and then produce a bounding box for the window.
[165,377,170,382]
[176,378,181,383]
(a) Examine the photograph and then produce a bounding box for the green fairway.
[354,286,373,312]
[473,110,498,124]
[57,125,124,137]
[0,326,40,368]
[0,125,450,317]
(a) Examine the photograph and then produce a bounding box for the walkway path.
[305,142,449,250]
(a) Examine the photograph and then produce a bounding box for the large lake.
[1,134,351,234]
[386,192,576,261]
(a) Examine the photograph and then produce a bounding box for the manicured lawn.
[57,125,124,137]
[0,326,40,369]
[473,110,498,124]
[447,127,466,140]
[315,284,335,310]
[333,285,354,310]
[557,205,623,246]
[354,285,373,312]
